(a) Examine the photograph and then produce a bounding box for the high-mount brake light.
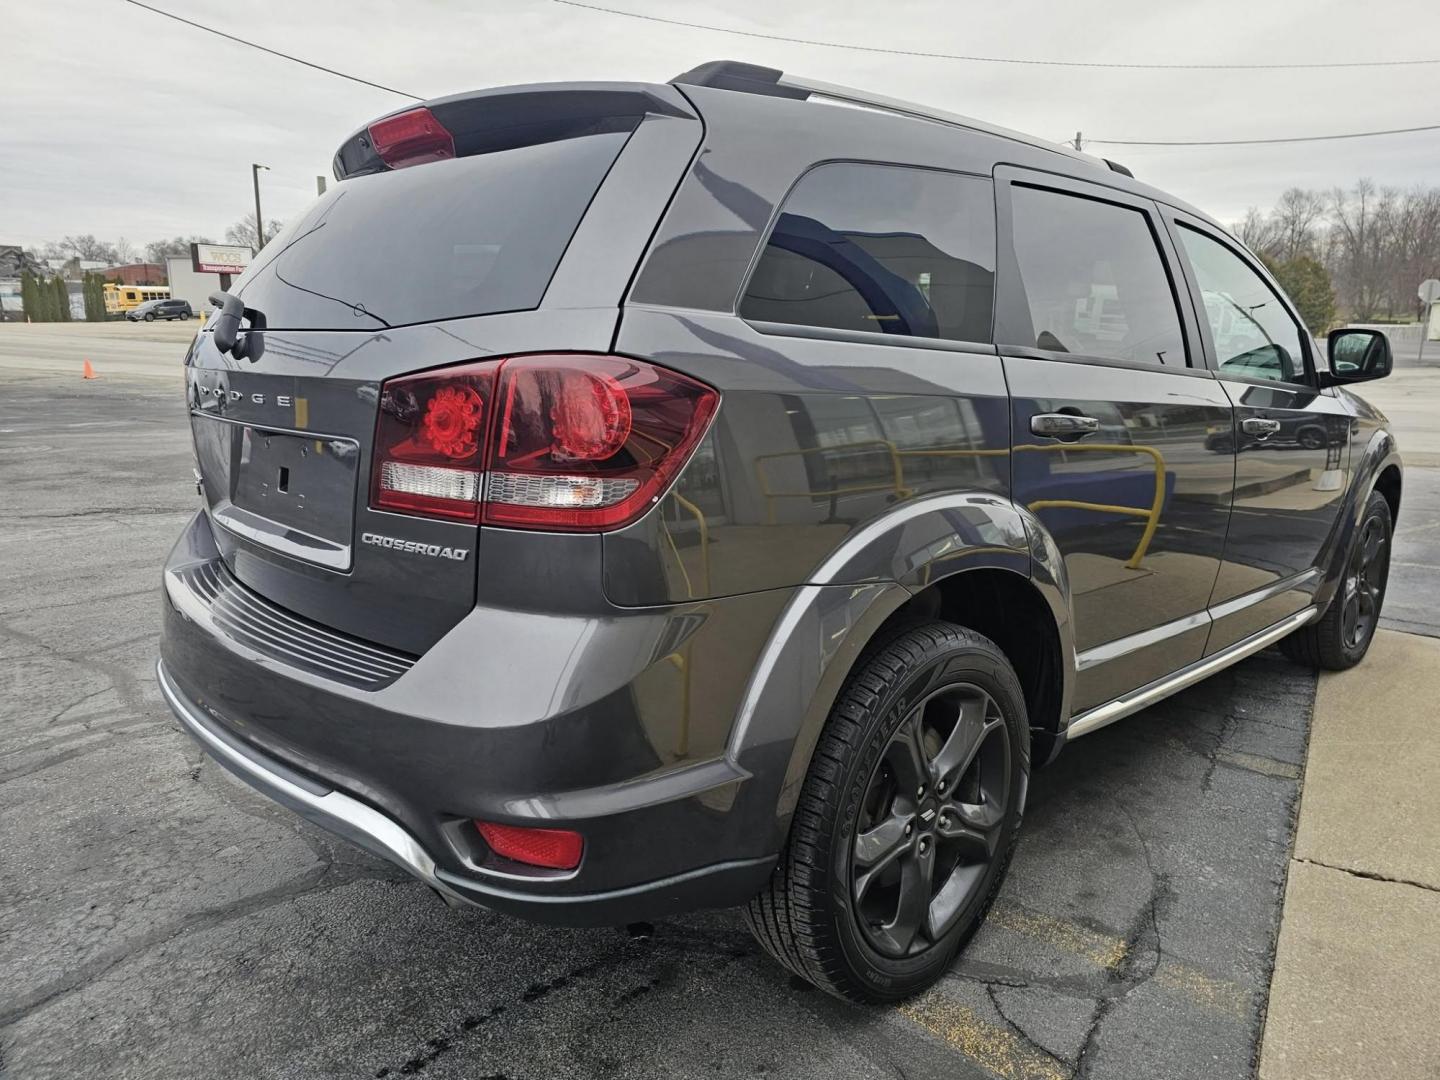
[367,107,455,170]
[369,355,718,531]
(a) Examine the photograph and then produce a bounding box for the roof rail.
[670,60,1119,174]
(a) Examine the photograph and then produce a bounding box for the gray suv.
[158,62,1401,1002]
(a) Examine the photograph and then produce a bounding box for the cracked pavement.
[0,351,1404,1079]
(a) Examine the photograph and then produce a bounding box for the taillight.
[371,361,498,522]
[367,107,455,170]
[369,354,718,532]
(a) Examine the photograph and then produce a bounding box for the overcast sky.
[5,0,1438,251]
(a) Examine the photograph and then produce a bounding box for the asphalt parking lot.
[2,324,1437,1079]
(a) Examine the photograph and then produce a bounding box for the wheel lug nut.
[904,823,913,836]
[938,780,947,794]
[917,785,925,799]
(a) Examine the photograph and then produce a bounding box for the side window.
[1176,226,1309,385]
[740,163,995,344]
[1009,185,1187,367]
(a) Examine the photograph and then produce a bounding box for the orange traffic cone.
[82,359,98,380]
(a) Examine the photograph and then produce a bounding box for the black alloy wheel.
[1341,512,1387,651]
[852,683,1010,959]
[1282,489,1392,670]
[745,622,1029,1002]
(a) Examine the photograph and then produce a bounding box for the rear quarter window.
[231,131,629,330]
[740,163,996,344]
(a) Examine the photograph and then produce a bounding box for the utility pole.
[316,175,327,196]
[1073,131,1084,151]
[251,163,270,250]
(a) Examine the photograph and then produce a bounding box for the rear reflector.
[474,821,583,871]
[370,354,718,531]
[367,107,455,170]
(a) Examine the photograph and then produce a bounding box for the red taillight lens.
[367,107,455,170]
[485,355,718,531]
[369,354,718,531]
[371,361,498,522]
[475,821,583,871]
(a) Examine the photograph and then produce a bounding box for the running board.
[1064,607,1319,741]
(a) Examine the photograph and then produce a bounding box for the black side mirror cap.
[1323,327,1392,387]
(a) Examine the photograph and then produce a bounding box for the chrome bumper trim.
[155,659,465,903]
[1065,606,1319,741]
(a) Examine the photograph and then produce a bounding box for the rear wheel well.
[1374,465,1401,526]
[868,568,1065,762]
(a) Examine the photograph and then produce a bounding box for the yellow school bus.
[103,283,170,316]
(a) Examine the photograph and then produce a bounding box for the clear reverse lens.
[485,472,638,509]
[380,462,482,503]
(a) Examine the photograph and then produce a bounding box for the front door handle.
[1241,417,1282,439]
[1030,413,1101,440]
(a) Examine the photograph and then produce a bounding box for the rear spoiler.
[334,83,695,180]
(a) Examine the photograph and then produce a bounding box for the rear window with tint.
[232,132,628,330]
[740,163,995,344]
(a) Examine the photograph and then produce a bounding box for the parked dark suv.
[158,62,1402,1002]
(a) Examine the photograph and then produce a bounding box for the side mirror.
[1325,328,1392,385]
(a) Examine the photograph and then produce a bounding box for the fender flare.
[724,491,1077,846]
[1313,427,1402,613]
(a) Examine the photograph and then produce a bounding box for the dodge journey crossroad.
[158,61,1401,1002]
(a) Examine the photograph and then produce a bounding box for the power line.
[1088,123,1440,147]
[121,0,423,100]
[553,0,1440,71]
[117,0,1440,150]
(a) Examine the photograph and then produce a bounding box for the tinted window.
[232,132,629,330]
[740,164,995,343]
[1010,185,1186,367]
[1177,226,1309,385]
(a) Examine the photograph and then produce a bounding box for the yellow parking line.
[986,902,1129,970]
[985,902,1250,1018]
[1154,961,1251,1019]
[898,993,1067,1080]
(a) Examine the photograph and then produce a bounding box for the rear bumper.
[157,511,787,924]
[158,659,774,923]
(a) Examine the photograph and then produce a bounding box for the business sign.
[191,243,253,276]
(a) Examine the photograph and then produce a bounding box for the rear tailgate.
[187,87,700,656]
[188,311,617,656]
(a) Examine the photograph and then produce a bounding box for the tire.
[1282,490,1392,670]
[1298,426,1326,450]
[745,622,1030,1003]
[143,312,155,321]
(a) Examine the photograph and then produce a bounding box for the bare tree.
[145,235,214,265]
[225,212,283,251]
[1388,188,1440,318]
[58,235,117,262]
[1241,180,1440,320]
[1328,181,1397,321]
[1270,188,1327,263]
[112,237,138,265]
[1235,208,1278,255]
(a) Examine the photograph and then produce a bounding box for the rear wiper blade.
[207,291,266,359]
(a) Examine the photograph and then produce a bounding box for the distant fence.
[1343,322,1438,367]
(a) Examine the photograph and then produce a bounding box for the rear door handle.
[1240,417,1282,439]
[1030,413,1101,440]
